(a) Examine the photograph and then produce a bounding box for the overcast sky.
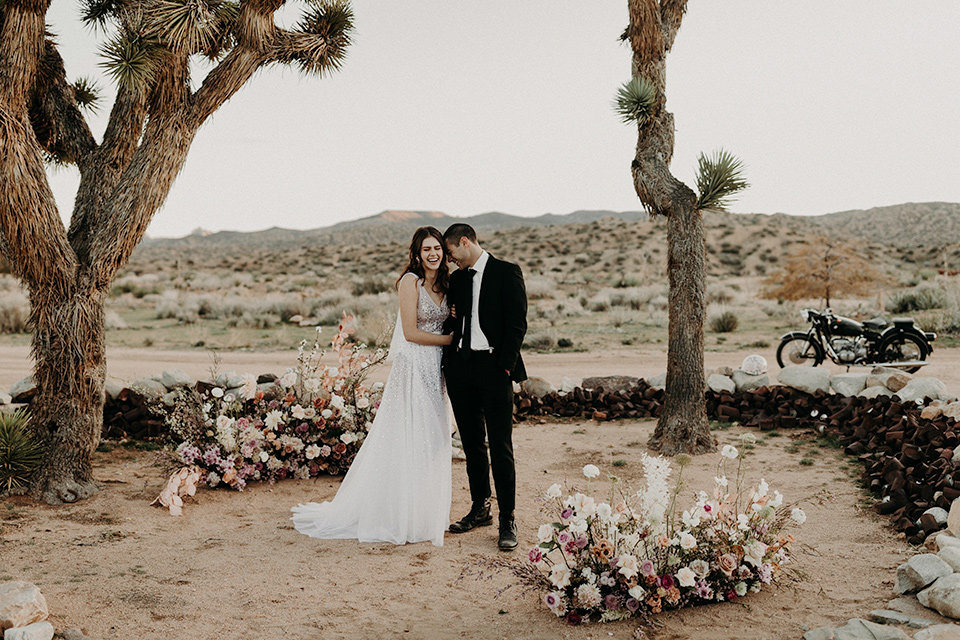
[44,2,960,238]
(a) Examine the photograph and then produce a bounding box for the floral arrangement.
[516,437,805,625]
[159,314,386,496]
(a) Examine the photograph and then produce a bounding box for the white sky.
[44,1,960,238]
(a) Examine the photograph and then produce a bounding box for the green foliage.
[614,76,656,126]
[99,31,164,92]
[887,285,948,313]
[288,0,356,76]
[695,149,748,212]
[0,410,43,493]
[72,77,103,113]
[709,310,739,333]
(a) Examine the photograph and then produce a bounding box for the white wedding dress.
[291,276,452,546]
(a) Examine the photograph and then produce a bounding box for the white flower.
[596,503,613,522]
[573,493,596,519]
[321,409,333,419]
[304,377,322,393]
[737,513,751,531]
[735,581,748,596]
[749,582,762,593]
[280,370,298,388]
[676,567,697,588]
[721,445,739,460]
[340,432,357,444]
[755,478,769,499]
[715,475,728,487]
[549,563,571,589]
[769,490,784,508]
[582,464,600,478]
[259,451,269,463]
[305,444,322,460]
[326,366,339,378]
[372,381,384,391]
[739,432,757,445]
[210,387,224,398]
[575,583,602,609]
[681,509,700,528]
[240,373,258,400]
[791,507,807,525]
[743,539,768,567]
[224,394,235,403]
[627,585,646,600]
[580,567,597,584]
[689,559,709,578]
[537,524,554,543]
[546,483,562,499]
[264,410,284,430]
[617,554,639,579]
[356,397,370,409]
[330,394,345,411]
[291,404,308,420]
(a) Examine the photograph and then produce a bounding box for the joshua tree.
[617,0,746,455]
[0,0,354,503]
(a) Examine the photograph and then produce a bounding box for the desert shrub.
[887,285,948,313]
[707,285,734,304]
[111,273,165,298]
[557,337,573,348]
[0,292,30,334]
[608,308,636,328]
[227,312,280,329]
[709,310,739,333]
[104,310,127,330]
[920,311,960,335]
[523,331,557,351]
[0,409,43,493]
[352,277,392,297]
[525,276,558,300]
[154,292,200,324]
[587,292,610,313]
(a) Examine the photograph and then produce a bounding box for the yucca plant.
[614,76,657,126]
[0,410,44,493]
[695,149,748,212]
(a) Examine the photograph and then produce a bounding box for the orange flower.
[591,539,615,560]
[646,596,662,614]
[284,392,296,404]
[665,587,681,605]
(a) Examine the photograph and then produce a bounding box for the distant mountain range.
[141,202,960,252]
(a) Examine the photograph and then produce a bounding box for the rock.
[741,354,768,375]
[8,377,36,404]
[159,369,193,389]
[706,373,736,394]
[895,554,954,595]
[867,367,914,392]
[831,373,869,397]
[937,533,960,551]
[0,391,11,405]
[914,624,960,640]
[887,596,934,616]
[713,366,734,377]
[924,507,951,527]
[803,627,835,640]
[869,609,934,628]
[778,366,831,395]
[0,582,48,633]
[451,446,466,461]
[896,378,947,403]
[214,370,236,387]
[917,573,960,619]
[580,375,638,394]
[129,378,167,401]
[942,403,960,421]
[948,499,960,537]
[288,314,303,324]
[830,618,911,640]
[860,385,894,399]
[4,621,55,640]
[731,369,769,393]
[559,377,576,394]
[256,373,278,384]
[520,377,556,399]
[647,372,666,389]
[298,318,320,327]
[919,573,960,619]
[938,547,960,573]
[103,380,126,402]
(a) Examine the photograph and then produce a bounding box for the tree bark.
[627,0,713,455]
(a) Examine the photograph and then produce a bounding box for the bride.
[291,227,453,546]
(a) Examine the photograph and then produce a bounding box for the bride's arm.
[398,275,453,346]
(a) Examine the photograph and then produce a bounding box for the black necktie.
[461,268,476,352]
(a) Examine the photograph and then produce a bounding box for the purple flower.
[557,531,572,545]
[695,579,713,600]
[574,535,588,549]
[758,563,773,584]
[544,593,560,608]
[309,463,320,476]
[565,612,582,626]
[560,507,573,520]
[295,423,309,434]
[529,548,543,564]
[640,559,655,577]
[609,557,619,569]
[625,598,640,612]
[726,588,737,600]
[659,574,675,590]
[604,595,621,610]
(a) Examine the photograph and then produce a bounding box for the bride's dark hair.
[396,226,449,295]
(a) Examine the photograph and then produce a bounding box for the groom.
[442,223,527,551]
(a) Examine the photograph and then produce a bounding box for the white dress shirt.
[465,250,492,351]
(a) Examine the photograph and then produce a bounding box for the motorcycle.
[776,308,936,373]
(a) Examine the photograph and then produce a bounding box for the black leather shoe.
[497,515,518,551]
[448,499,493,533]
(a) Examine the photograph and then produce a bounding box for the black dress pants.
[444,350,515,516]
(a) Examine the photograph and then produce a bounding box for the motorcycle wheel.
[879,333,927,373]
[776,337,824,368]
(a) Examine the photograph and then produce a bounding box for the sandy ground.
[3,345,960,639]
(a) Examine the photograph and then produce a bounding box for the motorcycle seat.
[863,318,889,331]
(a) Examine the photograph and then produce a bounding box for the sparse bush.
[525,276,558,300]
[523,331,557,351]
[0,292,30,334]
[887,285,948,313]
[110,273,166,298]
[105,310,127,330]
[227,313,280,329]
[557,337,573,348]
[352,278,392,297]
[709,310,739,333]
[608,308,636,328]
[707,285,734,304]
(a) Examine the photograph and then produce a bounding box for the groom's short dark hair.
[443,223,477,245]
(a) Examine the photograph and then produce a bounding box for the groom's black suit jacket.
[442,254,527,382]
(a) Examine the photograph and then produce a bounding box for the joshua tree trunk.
[0,0,355,503]
[626,0,713,455]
